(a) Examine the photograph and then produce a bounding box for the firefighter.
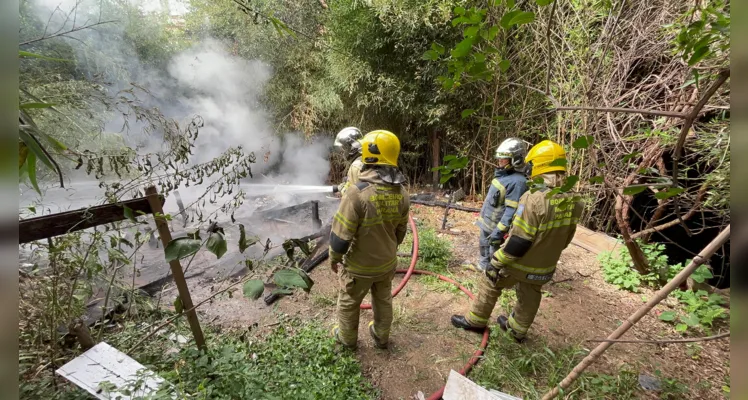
[329,130,410,350]
[333,127,364,194]
[451,140,583,342]
[466,138,528,272]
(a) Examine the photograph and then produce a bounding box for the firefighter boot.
[497,315,526,343]
[451,315,485,333]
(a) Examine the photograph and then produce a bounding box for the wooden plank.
[19,195,164,244]
[443,370,523,400]
[571,225,622,255]
[56,342,174,399]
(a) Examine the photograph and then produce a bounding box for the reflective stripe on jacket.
[476,169,528,233]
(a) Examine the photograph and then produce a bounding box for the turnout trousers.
[336,268,395,347]
[466,269,545,339]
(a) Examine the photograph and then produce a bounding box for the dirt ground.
[188,200,730,400]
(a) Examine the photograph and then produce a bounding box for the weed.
[311,293,336,308]
[599,242,696,292]
[471,329,691,399]
[399,225,453,275]
[659,289,728,333]
[22,313,376,400]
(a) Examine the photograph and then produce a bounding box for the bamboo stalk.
[541,225,730,400]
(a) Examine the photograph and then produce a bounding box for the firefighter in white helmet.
[333,127,364,194]
[466,138,529,273]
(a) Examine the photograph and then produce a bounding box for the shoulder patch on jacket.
[355,182,371,190]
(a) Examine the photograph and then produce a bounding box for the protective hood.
[359,165,407,185]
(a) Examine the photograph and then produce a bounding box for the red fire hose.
[358,212,491,400]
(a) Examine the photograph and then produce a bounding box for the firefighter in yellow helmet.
[329,130,410,350]
[451,140,583,342]
[333,127,364,194]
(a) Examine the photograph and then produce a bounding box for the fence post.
[145,186,206,351]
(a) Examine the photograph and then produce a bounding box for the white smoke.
[21,0,333,212]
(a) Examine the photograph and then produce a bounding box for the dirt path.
[190,200,729,400]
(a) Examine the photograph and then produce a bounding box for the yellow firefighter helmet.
[525,140,566,178]
[361,130,400,167]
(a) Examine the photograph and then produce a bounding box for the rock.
[638,374,661,391]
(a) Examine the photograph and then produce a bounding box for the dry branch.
[541,225,730,400]
[555,105,686,118]
[586,332,729,344]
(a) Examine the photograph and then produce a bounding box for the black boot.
[450,315,485,333]
[497,315,526,343]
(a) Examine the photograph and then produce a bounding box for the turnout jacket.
[476,168,528,234]
[492,173,583,283]
[337,157,364,194]
[329,167,410,277]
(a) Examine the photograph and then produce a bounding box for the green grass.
[470,328,689,399]
[21,313,377,400]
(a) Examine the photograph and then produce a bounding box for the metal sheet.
[56,342,174,399]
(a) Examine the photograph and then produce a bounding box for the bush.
[599,242,680,292]
[660,289,727,334]
[398,223,453,274]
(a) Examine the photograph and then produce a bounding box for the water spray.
[243,183,337,195]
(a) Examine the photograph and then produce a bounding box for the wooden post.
[145,186,206,351]
[430,131,441,188]
[541,225,730,400]
[311,201,321,231]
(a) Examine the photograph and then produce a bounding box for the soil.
[187,197,730,400]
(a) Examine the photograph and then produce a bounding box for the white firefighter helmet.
[494,137,527,169]
[334,127,364,157]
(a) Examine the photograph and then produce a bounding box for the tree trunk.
[430,131,440,188]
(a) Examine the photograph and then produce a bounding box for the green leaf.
[298,270,314,293]
[622,185,648,196]
[454,6,466,15]
[19,50,72,62]
[681,312,701,327]
[675,323,688,332]
[487,25,500,40]
[174,296,183,313]
[431,42,446,55]
[238,224,258,253]
[273,269,310,290]
[271,288,294,296]
[461,109,476,118]
[687,47,710,66]
[500,10,535,29]
[560,175,579,192]
[452,16,471,26]
[207,232,227,259]
[658,311,677,321]
[242,279,265,300]
[164,237,202,262]
[498,59,510,72]
[422,50,440,61]
[26,151,41,195]
[123,206,136,223]
[572,135,594,149]
[588,176,604,184]
[19,129,56,172]
[654,187,685,200]
[451,37,476,58]
[536,0,553,5]
[464,26,480,38]
[20,102,57,109]
[549,158,567,167]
